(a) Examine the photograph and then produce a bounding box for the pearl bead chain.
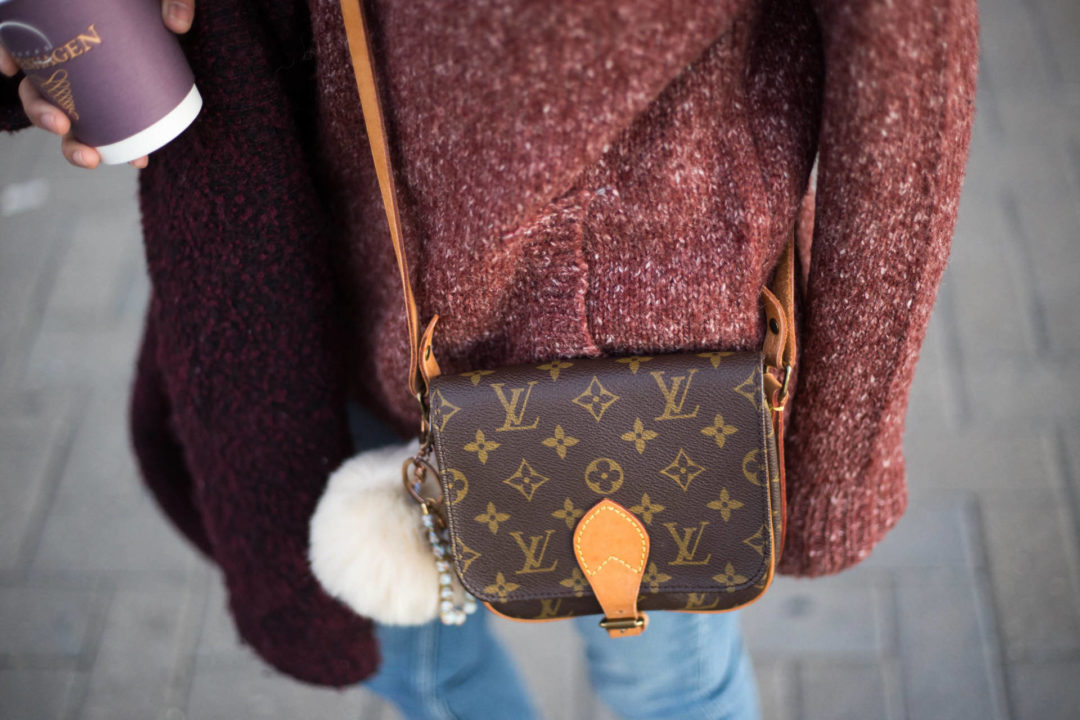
[421,510,477,625]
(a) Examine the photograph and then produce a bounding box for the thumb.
[0,44,18,77]
[162,0,195,34]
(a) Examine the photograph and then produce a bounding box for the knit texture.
[0,0,977,687]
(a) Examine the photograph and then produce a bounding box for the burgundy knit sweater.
[0,0,977,688]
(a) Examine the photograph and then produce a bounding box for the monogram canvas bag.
[336,0,796,637]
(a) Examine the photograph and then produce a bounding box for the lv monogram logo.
[651,370,701,421]
[491,382,540,431]
[509,529,559,574]
[683,592,722,610]
[663,521,713,566]
[535,598,565,619]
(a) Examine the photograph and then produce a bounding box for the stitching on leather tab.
[574,503,647,576]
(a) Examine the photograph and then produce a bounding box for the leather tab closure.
[573,499,650,638]
[419,315,442,386]
[761,286,786,372]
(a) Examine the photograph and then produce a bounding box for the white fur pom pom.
[308,438,440,625]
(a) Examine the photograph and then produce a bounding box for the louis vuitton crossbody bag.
[339,0,796,637]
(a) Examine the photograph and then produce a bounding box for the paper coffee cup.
[0,0,201,164]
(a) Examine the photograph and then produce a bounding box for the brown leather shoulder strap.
[339,0,428,399]
[338,0,796,400]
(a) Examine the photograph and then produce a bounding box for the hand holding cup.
[0,0,198,169]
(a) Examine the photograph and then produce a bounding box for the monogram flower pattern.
[706,488,744,522]
[483,572,521,601]
[541,424,579,459]
[460,369,494,386]
[559,568,588,597]
[464,429,500,464]
[659,448,705,492]
[538,360,573,381]
[701,413,737,449]
[503,459,549,501]
[474,502,511,534]
[616,355,653,374]
[629,492,666,525]
[642,562,673,593]
[621,417,659,454]
[552,497,584,529]
[698,351,734,369]
[712,562,748,592]
[572,376,619,422]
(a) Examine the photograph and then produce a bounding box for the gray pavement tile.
[1032,0,1080,87]
[491,614,600,720]
[1002,179,1080,359]
[905,306,959,433]
[0,583,104,659]
[200,575,606,720]
[1056,417,1080,545]
[740,572,891,658]
[948,193,1040,363]
[0,125,54,186]
[862,491,980,568]
[79,577,202,720]
[0,668,80,720]
[753,661,794,720]
[798,660,901,720]
[963,359,1080,426]
[28,381,197,580]
[193,574,396,719]
[39,201,142,328]
[119,268,150,323]
[979,489,1080,661]
[904,425,1057,492]
[195,575,246,661]
[978,0,1057,95]
[0,211,64,386]
[1010,660,1080,720]
[187,662,388,720]
[20,319,143,390]
[0,390,77,573]
[894,568,1008,720]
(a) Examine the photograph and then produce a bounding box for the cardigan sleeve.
[1,71,31,132]
[779,0,978,575]
[133,0,378,686]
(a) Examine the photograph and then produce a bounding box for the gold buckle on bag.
[598,616,646,631]
[768,363,793,413]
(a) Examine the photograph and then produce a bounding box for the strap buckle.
[598,616,646,631]
[768,363,793,413]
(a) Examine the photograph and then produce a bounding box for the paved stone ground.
[1,0,1078,717]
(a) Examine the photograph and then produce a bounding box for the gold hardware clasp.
[599,616,646,631]
[769,363,793,413]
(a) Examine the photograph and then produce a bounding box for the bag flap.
[429,351,778,615]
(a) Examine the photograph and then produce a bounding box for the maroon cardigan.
[1,0,977,687]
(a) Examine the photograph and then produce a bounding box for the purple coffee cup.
[0,0,201,164]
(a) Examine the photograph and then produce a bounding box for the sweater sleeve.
[778,0,978,575]
[134,0,378,686]
[1,71,31,132]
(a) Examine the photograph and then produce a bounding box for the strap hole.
[768,318,780,334]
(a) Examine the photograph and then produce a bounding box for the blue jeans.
[366,609,760,720]
[346,402,761,719]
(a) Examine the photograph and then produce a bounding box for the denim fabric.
[347,402,761,719]
[365,610,760,720]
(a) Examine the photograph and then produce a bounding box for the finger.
[129,155,149,169]
[0,45,17,77]
[162,0,195,34]
[18,77,71,135]
[61,133,100,169]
